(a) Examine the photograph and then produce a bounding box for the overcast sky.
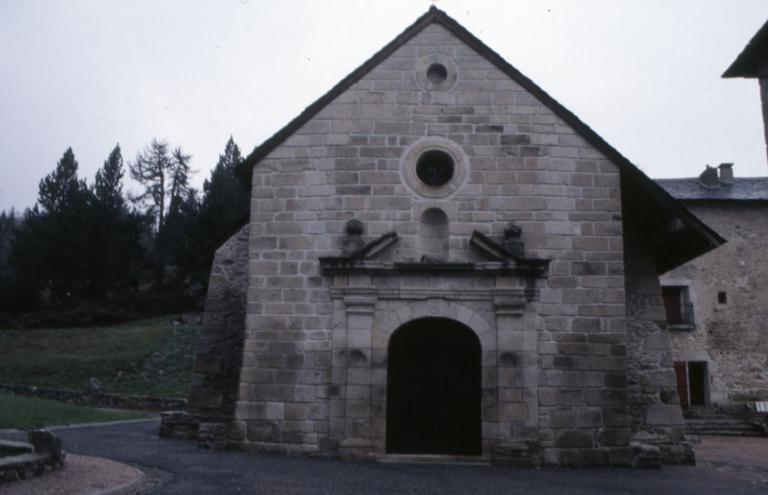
[1,0,767,212]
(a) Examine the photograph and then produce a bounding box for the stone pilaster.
[493,289,542,465]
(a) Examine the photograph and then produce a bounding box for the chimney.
[698,165,720,188]
[718,163,734,184]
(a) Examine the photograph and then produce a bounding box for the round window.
[416,150,454,187]
[415,55,458,91]
[401,137,467,199]
[426,63,448,84]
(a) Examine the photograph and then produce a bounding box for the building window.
[661,285,694,329]
[426,63,448,84]
[718,291,727,304]
[400,137,468,199]
[414,54,458,91]
[416,150,454,187]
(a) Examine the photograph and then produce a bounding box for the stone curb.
[0,384,186,412]
[86,469,146,495]
[46,417,158,432]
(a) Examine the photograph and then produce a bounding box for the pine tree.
[93,144,126,213]
[89,145,145,295]
[0,210,18,310]
[199,137,249,240]
[38,148,88,216]
[11,148,91,305]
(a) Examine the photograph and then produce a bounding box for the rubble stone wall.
[176,225,249,444]
[661,202,768,404]
[624,226,693,464]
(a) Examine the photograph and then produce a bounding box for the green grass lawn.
[0,316,201,398]
[0,392,146,430]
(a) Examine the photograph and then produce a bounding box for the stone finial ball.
[346,219,364,235]
[505,222,522,238]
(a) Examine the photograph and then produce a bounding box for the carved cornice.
[319,260,549,278]
[331,287,539,305]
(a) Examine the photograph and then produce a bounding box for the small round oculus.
[426,63,448,84]
[414,54,458,91]
[416,150,455,187]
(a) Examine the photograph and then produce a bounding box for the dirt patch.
[695,435,768,486]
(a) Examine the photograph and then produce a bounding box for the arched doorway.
[386,317,481,455]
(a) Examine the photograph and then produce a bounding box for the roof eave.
[722,19,768,78]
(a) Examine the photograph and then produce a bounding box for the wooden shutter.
[673,361,689,410]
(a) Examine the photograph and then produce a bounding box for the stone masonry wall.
[661,203,768,404]
[237,23,632,465]
[182,224,249,444]
[624,226,693,464]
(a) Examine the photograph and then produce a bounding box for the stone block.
[499,403,529,422]
[188,387,224,410]
[577,409,603,427]
[644,404,683,426]
[27,431,63,461]
[193,355,221,374]
[555,430,593,448]
[548,409,576,429]
[284,403,311,421]
[551,448,581,467]
[580,448,610,467]
[598,428,631,447]
[585,389,627,407]
[265,402,285,420]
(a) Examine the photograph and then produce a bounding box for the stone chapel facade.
[162,8,724,467]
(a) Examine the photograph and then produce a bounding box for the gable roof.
[237,6,723,271]
[723,19,768,78]
[657,177,768,201]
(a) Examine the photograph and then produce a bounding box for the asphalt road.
[52,420,765,495]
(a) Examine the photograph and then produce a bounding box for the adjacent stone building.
[167,8,725,466]
[655,20,768,412]
[658,166,768,408]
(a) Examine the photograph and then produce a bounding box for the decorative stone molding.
[321,260,549,277]
[493,290,529,317]
[342,292,377,316]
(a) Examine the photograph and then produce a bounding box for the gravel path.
[695,435,768,485]
[0,454,142,495]
[3,421,767,494]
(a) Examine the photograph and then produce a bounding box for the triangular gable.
[237,6,723,270]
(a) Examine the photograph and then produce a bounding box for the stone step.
[377,454,489,465]
[684,406,746,420]
[685,419,764,436]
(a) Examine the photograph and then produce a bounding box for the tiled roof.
[656,177,768,201]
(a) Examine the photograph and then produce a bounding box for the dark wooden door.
[386,317,481,456]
